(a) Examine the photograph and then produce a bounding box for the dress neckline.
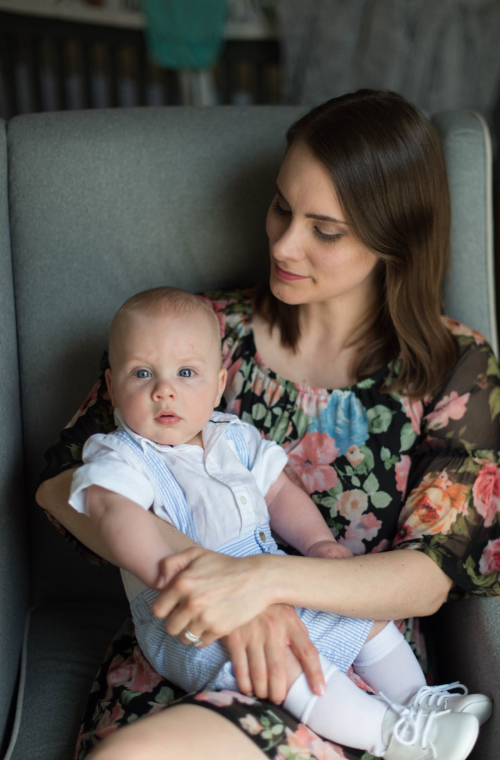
[243,305,389,397]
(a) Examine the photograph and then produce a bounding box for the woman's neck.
[253,287,377,390]
[298,283,376,351]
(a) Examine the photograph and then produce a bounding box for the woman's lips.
[155,413,181,425]
[274,262,308,281]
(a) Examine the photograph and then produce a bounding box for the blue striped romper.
[114,424,373,694]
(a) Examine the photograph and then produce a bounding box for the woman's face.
[266,141,379,309]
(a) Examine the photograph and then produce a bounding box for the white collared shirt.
[70,411,287,551]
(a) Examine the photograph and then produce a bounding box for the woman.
[37,90,500,760]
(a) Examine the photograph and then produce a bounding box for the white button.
[240,495,247,505]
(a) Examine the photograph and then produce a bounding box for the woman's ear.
[105,368,117,407]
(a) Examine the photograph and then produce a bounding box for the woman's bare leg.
[87,704,267,760]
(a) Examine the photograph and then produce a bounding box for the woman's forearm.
[36,471,198,565]
[267,548,453,620]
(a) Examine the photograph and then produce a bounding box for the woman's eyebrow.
[275,183,349,225]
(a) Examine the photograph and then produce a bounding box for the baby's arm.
[86,485,173,588]
[266,472,353,559]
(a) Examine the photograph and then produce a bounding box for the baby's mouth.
[155,412,181,425]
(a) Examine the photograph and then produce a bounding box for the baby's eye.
[179,368,194,378]
[135,369,152,379]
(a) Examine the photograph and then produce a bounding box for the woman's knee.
[87,721,163,760]
[87,704,265,760]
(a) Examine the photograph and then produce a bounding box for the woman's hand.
[152,547,275,645]
[221,605,325,703]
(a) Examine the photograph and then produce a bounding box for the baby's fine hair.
[109,286,222,364]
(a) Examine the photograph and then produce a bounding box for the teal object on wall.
[143,0,227,70]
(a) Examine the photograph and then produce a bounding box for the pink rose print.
[105,647,163,700]
[343,512,382,555]
[371,538,391,553]
[239,714,263,735]
[296,389,329,417]
[401,396,424,434]
[282,724,346,760]
[65,378,102,428]
[395,455,411,496]
[286,433,339,494]
[472,461,500,527]
[76,701,125,754]
[425,391,470,431]
[345,445,365,468]
[202,296,229,338]
[224,358,243,417]
[253,371,283,408]
[95,703,125,737]
[195,690,258,708]
[336,489,368,521]
[442,317,486,345]
[479,539,500,574]
[396,471,470,540]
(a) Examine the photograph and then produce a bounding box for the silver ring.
[183,628,202,647]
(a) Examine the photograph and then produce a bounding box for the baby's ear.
[217,367,228,403]
[105,368,116,407]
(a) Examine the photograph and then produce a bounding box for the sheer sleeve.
[393,323,500,599]
[38,352,116,564]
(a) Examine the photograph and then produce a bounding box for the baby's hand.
[307,540,353,560]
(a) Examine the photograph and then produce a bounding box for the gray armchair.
[0,105,497,760]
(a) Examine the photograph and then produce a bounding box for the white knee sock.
[353,621,426,704]
[284,656,388,756]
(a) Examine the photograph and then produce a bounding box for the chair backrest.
[0,120,29,753]
[432,110,497,354]
[6,105,496,606]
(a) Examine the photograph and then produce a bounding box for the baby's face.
[105,311,226,447]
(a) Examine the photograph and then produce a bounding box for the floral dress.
[40,290,500,760]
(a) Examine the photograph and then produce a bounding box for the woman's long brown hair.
[254,89,458,399]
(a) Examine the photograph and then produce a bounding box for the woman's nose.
[272,223,303,262]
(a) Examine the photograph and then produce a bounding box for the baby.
[70,287,491,760]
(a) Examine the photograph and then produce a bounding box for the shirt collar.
[113,408,238,455]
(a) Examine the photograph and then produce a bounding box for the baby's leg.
[283,651,389,755]
[353,620,426,703]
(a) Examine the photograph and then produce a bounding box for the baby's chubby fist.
[307,540,353,560]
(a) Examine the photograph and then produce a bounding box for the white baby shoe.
[380,694,479,760]
[408,682,493,726]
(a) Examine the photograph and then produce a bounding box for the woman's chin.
[269,276,305,306]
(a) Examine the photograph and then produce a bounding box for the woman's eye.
[313,227,342,243]
[272,198,291,217]
[135,369,151,379]
[179,368,194,378]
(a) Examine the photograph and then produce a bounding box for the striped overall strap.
[113,427,199,542]
[224,422,250,469]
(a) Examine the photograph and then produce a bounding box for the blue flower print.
[308,390,369,456]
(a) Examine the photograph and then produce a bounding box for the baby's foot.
[380,694,479,760]
[408,682,493,726]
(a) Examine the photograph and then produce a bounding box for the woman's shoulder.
[200,288,253,340]
[442,315,492,349]
[435,315,500,397]
[201,287,252,312]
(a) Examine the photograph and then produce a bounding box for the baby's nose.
[153,379,175,398]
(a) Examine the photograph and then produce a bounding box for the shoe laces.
[411,682,468,709]
[379,692,438,749]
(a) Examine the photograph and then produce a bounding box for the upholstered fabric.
[0,119,29,753]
